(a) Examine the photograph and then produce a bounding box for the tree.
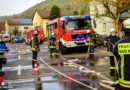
[76,0,90,13]
[73,10,79,15]
[12,30,21,36]
[90,0,130,36]
[12,30,18,36]
[49,5,61,20]
[80,10,85,15]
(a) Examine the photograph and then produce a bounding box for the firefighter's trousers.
[32,51,38,68]
[0,58,3,73]
[49,48,57,56]
[109,56,117,80]
[88,45,94,59]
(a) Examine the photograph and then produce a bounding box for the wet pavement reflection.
[8,71,100,90]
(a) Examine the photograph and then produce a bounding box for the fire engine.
[24,28,44,45]
[46,15,95,54]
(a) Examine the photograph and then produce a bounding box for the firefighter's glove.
[3,58,7,65]
[103,41,107,47]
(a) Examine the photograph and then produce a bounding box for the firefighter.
[0,35,8,75]
[49,33,57,58]
[86,30,94,59]
[31,31,40,68]
[93,31,98,48]
[113,18,130,90]
[104,28,120,81]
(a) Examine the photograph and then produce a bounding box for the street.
[2,42,111,90]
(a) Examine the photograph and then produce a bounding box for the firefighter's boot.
[0,70,4,76]
[55,54,59,58]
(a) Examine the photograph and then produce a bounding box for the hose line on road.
[40,58,97,90]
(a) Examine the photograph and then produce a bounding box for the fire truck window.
[55,23,57,29]
[60,22,65,30]
[66,19,91,30]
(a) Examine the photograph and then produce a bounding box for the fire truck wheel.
[60,43,66,54]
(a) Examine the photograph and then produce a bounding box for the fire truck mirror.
[60,22,65,31]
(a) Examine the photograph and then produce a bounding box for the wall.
[42,19,50,37]
[90,1,115,36]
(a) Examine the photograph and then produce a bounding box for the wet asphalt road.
[2,42,111,90]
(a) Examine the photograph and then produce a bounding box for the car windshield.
[66,19,91,30]
[3,36,9,38]
[15,37,21,39]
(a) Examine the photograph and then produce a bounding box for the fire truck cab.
[46,15,93,54]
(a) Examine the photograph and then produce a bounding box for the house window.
[103,23,106,32]
[24,27,28,29]
[40,22,42,26]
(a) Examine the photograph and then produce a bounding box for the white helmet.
[110,28,115,33]
[34,31,38,34]
[110,28,116,36]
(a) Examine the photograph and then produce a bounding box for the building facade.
[32,10,50,37]
[0,22,5,34]
[5,19,33,37]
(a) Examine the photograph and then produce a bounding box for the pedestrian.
[49,33,57,58]
[31,31,40,68]
[113,18,130,90]
[0,35,8,75]
[104,28,120,81]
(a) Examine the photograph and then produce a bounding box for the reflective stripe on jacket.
[113,36,130,87]
[31,35,40,51]
[49,37,56,49]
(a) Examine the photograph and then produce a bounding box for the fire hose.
[60,56,115,90]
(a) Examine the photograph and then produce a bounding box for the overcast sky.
[0,0,44,17]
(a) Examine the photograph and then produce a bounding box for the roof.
[0,22,5,31]
[6,19,33,25]
[36,10,50,19]
[121,10,130,19]
[35,10,72,19]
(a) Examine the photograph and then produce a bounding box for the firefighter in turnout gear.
[104,28,120,81]
[0,35,8,75]
[49,33,57,58]
[113,18,130,90]
[86,30,95,59]
[31,31,40,68]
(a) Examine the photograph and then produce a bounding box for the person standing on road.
[86,30,95,59]
[113,18,130,90]
[0,35,8,75]
[104,28,120,81]
[49,33,57,58]
[31,31,40,68]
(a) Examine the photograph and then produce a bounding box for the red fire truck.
[24,28,44,45]
[46,15,95,54]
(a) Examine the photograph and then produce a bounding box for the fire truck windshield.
[66,19,91,30]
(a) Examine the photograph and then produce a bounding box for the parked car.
[2,34,10,42]
[11,36,23,43]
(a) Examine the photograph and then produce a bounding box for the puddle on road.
[8,72,99,90]
[89,57,109,66]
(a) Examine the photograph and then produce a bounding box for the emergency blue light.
[82,37,85,39]
[63,16,70,20]
[76,37,80,39]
